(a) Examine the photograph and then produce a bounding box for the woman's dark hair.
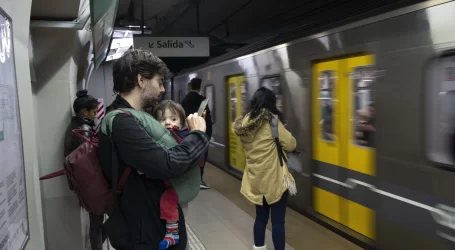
[151,100,186,127]
[73,90,99,115]
[248,87,283,121]
[112,49,170,94]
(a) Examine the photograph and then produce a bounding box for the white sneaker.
[253,245,266,250]
[200,181,210,189]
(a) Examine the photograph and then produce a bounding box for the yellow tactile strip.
[186,223,208,250]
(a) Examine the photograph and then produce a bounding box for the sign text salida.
[149,39,195,49]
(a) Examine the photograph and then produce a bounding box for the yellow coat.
[233,109,297,206]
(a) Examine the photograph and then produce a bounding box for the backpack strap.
[270,115,287,167]
[111,144,132,198]
[270,115,279,139]
[109,109,133,204]
[72,129,96,146]
[111,142,120,199]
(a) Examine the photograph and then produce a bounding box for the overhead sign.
[133,37,210,57]
[90,0,119,69]
[0,7,30,250]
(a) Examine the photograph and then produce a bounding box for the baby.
[150,100,205,250]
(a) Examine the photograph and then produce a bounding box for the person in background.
[63,90,105,250]
[232,87,297,250]
[181,77,213,189]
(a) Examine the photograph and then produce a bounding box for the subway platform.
[182,164,362,250]
[104,163,362,250]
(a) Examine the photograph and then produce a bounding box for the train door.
[312,55,376,240]
[227,75,248,172]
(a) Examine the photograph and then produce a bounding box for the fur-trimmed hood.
[233,108,298,205]
[233,109,272,137]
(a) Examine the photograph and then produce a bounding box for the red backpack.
[40,117,131,215]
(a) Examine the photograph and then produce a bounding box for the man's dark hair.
[112,49,170,94]
[189,78,202,90]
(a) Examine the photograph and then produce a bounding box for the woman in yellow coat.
[233,87,297,250]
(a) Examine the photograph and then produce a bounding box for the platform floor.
[185,164,363,250]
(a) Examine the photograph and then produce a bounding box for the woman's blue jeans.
[253,191,288,250]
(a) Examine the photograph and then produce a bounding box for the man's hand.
[187,113,206,133]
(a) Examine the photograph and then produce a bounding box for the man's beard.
[141,91,163,111]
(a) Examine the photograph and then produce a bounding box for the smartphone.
[197,98,209,116]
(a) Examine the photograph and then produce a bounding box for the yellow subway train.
[171,1,455,249]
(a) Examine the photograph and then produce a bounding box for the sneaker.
[200,181,210,189]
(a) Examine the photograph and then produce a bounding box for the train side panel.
[173,1,455,249]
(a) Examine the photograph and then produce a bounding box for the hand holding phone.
[197,98,209,117]
[187,113,206,132]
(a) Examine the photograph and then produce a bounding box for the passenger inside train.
[355,102,376,147]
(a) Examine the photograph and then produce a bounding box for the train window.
[319,71,335,141]
[260,75,284,112]
[230,83,237,123]
[352,66,376,148]
[241,81,248,116]
[426,53,455,167]
[204,85,215,124]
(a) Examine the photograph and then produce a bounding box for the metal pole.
[141,0,145,35]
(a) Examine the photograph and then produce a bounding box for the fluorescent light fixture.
[105,36,134,61]
[105,27,154,62]
[188,73,198,80]
[128,25,146,28]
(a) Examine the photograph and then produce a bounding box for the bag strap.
[111,143,132,198]
[39,169,65,180]
[270,115,279,139]
[111,142,120,199]
[270,115,287,166]
[110,109,133,204]
[72,129,95,143]
[41,129,95,181]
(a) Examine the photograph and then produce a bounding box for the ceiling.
[28,0,427,72]
[115,0,184,32]
[113,0,426,72]
[116,0,426,46]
